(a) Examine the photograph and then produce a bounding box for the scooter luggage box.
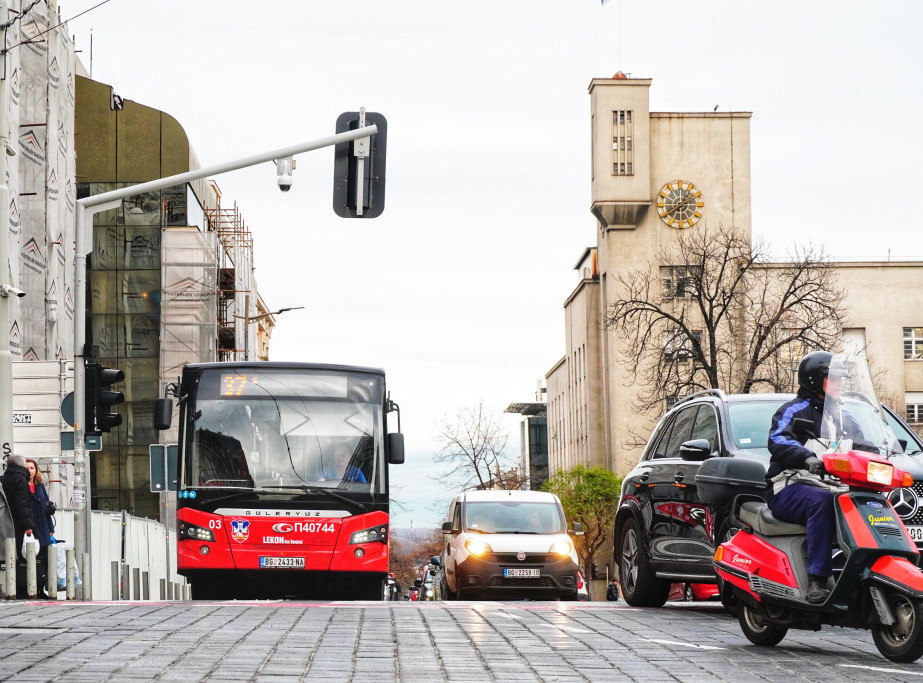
[695,458,767,505]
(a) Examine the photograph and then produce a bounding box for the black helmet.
[798,351,832,395]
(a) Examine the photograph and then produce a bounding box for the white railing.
[2,509,187,601]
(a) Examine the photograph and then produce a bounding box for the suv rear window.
[464,501,565,534]
[726,400,787,456]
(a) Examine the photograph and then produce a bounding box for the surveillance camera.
[276,156,295,193]
[0,285,25,298]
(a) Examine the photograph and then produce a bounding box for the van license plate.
[907,526,923,542]
[504,568,539,578]
[259,556,305,569]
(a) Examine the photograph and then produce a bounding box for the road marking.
[492,612,523,620]
[840,664,923,676]
[643,638,725,651]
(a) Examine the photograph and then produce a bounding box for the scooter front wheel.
[739,602,787,647]
[872,591,923,663]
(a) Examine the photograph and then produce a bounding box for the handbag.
[45,500,56,516]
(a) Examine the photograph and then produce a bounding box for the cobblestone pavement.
[0,600,921,682]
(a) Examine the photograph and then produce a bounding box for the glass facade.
[78,182,188,518]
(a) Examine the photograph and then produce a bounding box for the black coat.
[0,463,37,559]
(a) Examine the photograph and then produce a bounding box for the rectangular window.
[663,328,702,362]
[660,265,701,299]
[906,392,923,423]
[612,110,634,176]
[904,328,923,360]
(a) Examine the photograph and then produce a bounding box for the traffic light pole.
[72,123,379,591]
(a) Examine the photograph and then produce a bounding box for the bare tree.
[605,224,846,413]
[433,402,523,491]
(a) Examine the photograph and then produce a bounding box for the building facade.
[547,74,923,477]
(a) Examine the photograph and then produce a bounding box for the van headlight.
[464,538,492,556]
[549,540,572,557]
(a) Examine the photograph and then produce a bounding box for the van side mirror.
[387,432,405,464]
[570,522,584,536]
[153,397,173,431]
[441,521,456,534]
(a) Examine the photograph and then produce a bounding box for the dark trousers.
[769,484,835,576]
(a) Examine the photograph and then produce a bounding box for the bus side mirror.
[154,398,173,431]
[387,432,405,464]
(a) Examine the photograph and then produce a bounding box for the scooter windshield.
[821,354,900,456]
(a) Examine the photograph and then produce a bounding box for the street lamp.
[235,305,304,361]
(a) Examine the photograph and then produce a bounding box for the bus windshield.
[184,368,385,495]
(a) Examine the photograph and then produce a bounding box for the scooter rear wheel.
[739,602,787,647]
[872,591,923,663]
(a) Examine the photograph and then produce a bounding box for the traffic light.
[333,109,387,218]
[591,563,599,580]
[85,362,125,435]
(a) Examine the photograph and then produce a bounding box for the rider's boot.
[806,574,830,604]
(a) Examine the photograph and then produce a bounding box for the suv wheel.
[619,517,670,607]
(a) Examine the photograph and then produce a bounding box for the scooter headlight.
[867,461,893,485]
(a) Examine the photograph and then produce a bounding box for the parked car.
[576,572,590,601]
[614,388,923,608]
[668,582,720,602]
[440,490,583,600]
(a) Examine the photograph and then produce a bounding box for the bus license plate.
[259,556,305,569]
[503,568,539,578]
[907,526,923,542]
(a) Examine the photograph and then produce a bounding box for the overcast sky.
[61,0,923,528]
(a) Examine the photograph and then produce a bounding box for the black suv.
[614,389,923,607]
[614,390,788,607]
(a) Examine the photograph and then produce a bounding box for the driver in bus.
[316,445,367,484]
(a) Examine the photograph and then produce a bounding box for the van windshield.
[463,501,565,534]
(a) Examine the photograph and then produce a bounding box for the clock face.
[657,180,703,229]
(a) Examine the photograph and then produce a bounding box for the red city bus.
[153,362,404,600]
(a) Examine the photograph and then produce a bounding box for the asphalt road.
[0,600,921,682]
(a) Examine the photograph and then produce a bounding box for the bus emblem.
[272,523,294,533]
[231,519,250,543]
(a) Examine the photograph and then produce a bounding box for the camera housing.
[0,285,25,298]
[276,157,294,192]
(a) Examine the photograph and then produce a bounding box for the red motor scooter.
[703,354,923,663]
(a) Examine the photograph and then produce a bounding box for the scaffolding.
[205,202,255,362]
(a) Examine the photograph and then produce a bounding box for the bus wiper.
[202,488,282,506]
[295,485,370,513]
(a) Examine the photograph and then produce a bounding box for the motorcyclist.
[766,351,861,603]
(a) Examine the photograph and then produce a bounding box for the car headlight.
[867,461,893,485]
[464,538,491,556]
[349,525,388,545]
[178,522,215,542]
[549,540,573,557]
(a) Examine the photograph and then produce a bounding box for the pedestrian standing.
[25,458,54,594]
[1,455,37,597]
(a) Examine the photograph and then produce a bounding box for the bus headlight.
[178,522,215,542]
[350,525,388,545]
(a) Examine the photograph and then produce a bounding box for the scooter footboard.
[869,556,923,598]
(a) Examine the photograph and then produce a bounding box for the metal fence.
[2,509,188,600]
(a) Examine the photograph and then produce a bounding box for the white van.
[439,490,582,600]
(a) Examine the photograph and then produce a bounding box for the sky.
[58,0,923,528]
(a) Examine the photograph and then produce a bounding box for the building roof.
[505,402,546,416]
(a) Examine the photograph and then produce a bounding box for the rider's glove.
[805,456,825,475]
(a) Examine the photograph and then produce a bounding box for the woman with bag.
[25,458,55,595]
[0,455,37,597]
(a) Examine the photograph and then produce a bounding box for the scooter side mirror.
[793,418,816,440]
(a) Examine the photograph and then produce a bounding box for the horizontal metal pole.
[78,125,378,211]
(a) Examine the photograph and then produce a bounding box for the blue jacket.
[29,482,54,547]
[767,389,864,485]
